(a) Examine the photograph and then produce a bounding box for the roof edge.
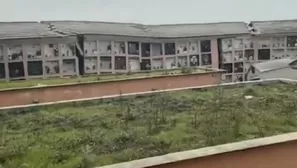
[79,32,250,38]
[0,21,39,24]
[41,20,247,26]
[0,35,73,41]
[98,131,297,168]
[253,66,289,73]
[251,18,297,23]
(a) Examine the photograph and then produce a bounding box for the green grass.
[0,67,204,90]
[1,83,297,167]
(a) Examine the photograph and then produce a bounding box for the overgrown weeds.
[0,83,296,167]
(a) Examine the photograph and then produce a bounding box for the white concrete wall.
[189,42,198,53]
[84,41,98,55]
[84,57,98,73]
[44,60,59,75]
[44,44,58,58]
[152,59,163,69]
[151,43,162,56]
[113,42,125,55]
[25,44,42,59]
[60,44,75,57]
[272,49,286,60]
[7,45,23,60]
[165,57,177,69]
[100,58,111,70]
[287,48,297,58]
[177,56,188,67]
[128,58,140,71]
[62,59,76,74]
[175,42,188,54]
[223,52,232,62]
[99,41,112,55]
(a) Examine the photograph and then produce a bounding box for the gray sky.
[1,0,296,24]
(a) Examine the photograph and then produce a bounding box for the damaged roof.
[251,19,297,35]
[0,22,66,40]
[252,58,297,73]
[41,21,250,38]
[1,19,297,40]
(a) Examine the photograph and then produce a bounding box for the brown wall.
[211,39,219,69]
[0,72,221,107]
[150,140,297,168]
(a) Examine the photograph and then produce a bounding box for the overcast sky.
[1,0,296,24]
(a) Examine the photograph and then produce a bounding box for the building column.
[41,44,46,79]
[3,45,9,81]
[111,41,115,73]
[211,39,219,69]
[125,41,129,72]
[96,40,100,74]
[22,44,28,79]
[75,57,79,76]
[58,44,63,77]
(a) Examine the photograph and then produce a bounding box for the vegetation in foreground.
[1,83,297,167]
[0,67,202,89]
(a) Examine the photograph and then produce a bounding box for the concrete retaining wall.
[0,72,222,107]
[99,132,297,168]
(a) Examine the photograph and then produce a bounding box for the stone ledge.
[0,67,223,92]
[0,78,294,111]
[98,131,297,168]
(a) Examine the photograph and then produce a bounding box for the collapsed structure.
[0,19,297,81]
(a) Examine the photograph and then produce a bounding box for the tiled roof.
[0,22,65,40]
[41,21,250,38]
[251,19,297,35]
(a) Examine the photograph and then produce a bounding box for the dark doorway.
[28,61,43,76]
[165,43,176,55]
[9,62,25,78]
[128,42,139,55]
[200,40,211,52]
[258,49,270,60]
[223,63,233,73]
[115,56,126,70]
[140,59,151,70]
[141,43,151,57]
[0,63,5,79]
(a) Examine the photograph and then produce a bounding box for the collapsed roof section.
[252,58,297,73]
[1,19,297,40]
[249,19,297,35]
[0,22,66,40]
[41,20,250,38]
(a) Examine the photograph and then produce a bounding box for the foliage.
[0,83,297,167]
[180,67,193,74]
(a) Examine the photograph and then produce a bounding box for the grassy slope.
[0,83,297,167]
